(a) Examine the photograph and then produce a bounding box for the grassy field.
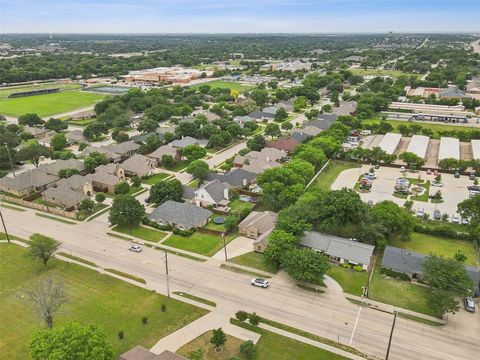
[349,68,423,78]
[327,266,368,296]
[142,173,171,185]
[0,243,208,359]
[390,232,478,266]
[112,224,168,242]
[314,161,361,190]
[0,82,81,99]
[362,119,479,139]
[190,80,252,93]
[162,232,237,256]
[230,251,278,274]
[0,91,106,117]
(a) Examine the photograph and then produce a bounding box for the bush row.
[413,224,473,241]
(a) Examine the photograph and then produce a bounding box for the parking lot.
[332,164,473,219]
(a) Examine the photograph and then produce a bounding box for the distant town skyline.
[1,0,479,34]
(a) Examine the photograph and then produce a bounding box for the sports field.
[0,90,106,117]
[0,82,81,99]
[190,80,252,93]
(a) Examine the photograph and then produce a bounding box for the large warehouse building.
[378,133,402,155]
[472,140,480,160]
[438,137,460,161]
[406,135,430,159]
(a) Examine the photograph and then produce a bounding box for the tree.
[246,135,266,151]
[182,144,207,162]
[210,328,227,351]
[281,121,293,130]
[149,179,183,205]
[113,131,129,144]
[226,123,243,139]
[370,201,415,239]
[131,176,142,188]
[309,136,341,158]
[18,113,44,127]
[317,189,366,229]
[50,133,68,151]
[239,340,257,360]
[58,168,80,179]
[274,107,288,122]
[399,152,425,170]
[95,193,106,204]
[295,145,327,170]
[283,248,330,283]
[84,152,108,172]
[27,277,67,329]
[29,233,61,267]
[186,160,209,179]
[458,195,480,226]
[109,195,145,233]
[30,322,114,360]
[293,96,308,111]
[454,249,467,263]
[17,142,51,167]
[137,118,158,133]
[114,181,130,195]
[250,89,269,107]
[223,215,238,233]
[78,198,95,213]
[264,123,281,138]
[263,230,298,269]
[83,122,108,141]
[45,118,68,132]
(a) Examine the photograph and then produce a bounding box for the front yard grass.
[162,232,237,256]
[142,173,171,185]
[112,224,168,242]
[327,266,368,296]
[0,243,208,359]
[314,160,361,190]
[390,232,478,266]
[230,251,278,274]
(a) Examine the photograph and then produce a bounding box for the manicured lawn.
[368,257,437,317]
[229,198,255,214]
[189,80,252,93]
[327,266,368,296]
[177,331,245,359]
[186,178,201,189]
[230,251,278,273]
[0,90,106,117]
[112,224,168,242]
[203,218,225,231]
[0,244,208,359]
[163,232,237,256]
[106,186,144,198]
[314,160,361,190]
[142,173,171,185]
[0,82,81,99]
[408,178,430,202]
[76,203,109,221]
[390,232,478,266]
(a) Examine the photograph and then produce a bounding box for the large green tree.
[50,133,68,151]
[181,144,207,162]
[283,248,330,283]
[84,152,109,172]
[186,160,209,179]
[17,142,51,167]
[149,179,183,205]
[263,230,298,269]
[109,195,145,233]
[399,152,425,170]
[370,201,414,240]
[317,189,366,229]
[18,113,44,127]
[28,233,61,267]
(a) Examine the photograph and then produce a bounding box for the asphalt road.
[2,207,479,360]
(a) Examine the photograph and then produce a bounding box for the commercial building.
[123,67,212,84]
[406,135,430,159]
[378,133,402,155]
[472,140,480,160]
[438,137,460,161]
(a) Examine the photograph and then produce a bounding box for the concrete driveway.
[211,236,252,260]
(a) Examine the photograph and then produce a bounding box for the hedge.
[413,224,473,241]
[380,267,411,281]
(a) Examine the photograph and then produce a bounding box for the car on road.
[464,297,475,312]
[433,209,441,220]
[416,208,425,218]
[469,173,476,180]
[129,244,142,253]
[431,181,443,187]
[451,214,460,223]
[251,278,269,288]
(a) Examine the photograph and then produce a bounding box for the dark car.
[433,209,441,220]
[467,185,480,191]
[470,173,476,180]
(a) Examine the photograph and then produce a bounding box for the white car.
[462,218,470,225]
[251,278,269,288]
[129,244,142,253]
[431,181,443,187]
[415,208,425,218]
[451,214,460,224]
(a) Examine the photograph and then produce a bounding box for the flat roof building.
[472,140,480,160]
[438,137,460,161]
[406,135,430,159]
[378,132,402,155]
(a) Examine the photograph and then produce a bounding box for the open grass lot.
[362,119,479,139]
[0,90,106,117]
[369,257,437,317]
[112,224,168,242]
[0,243,208,359]
[327,266,368,296]
[0,82,81,99]
[314,160,360,190]
[163,232,237,256]
[390,232,478,266]
[189,80,252,93]
[142,173,171,185]
[349,68,423,78]
[230,251,278,274]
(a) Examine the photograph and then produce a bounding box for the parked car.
[462,218,470,225]
[360,130,372,136]
[469,173,476,180]
[144,197,151,203]
[374,164,380,169]
[451,214,460,224]
[454,171,460,178]
[433,209,441,220]
[367,200,374,207]
[431,181,443,187]
[251,278,269,288]
[400,166,406,172]
[469,190,480,198]
[364,173,377,180]
[128,244,142,253]
[416,208,425,218]
[467,185,480,191]
[464,297,475,312]
[426,169,432,175]
[433,169,439,176]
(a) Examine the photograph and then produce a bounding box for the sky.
[1,0,479,34]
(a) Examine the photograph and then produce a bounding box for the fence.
[0,194,78,219]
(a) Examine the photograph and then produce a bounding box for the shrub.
[95,193,106,203]
[380,268,411,281]
[118,330,124,340]
[114,181,130,195]
[235,310,248,322]
[142,316,148,325]
[239,340,257,360]
[172,228,194,237]
[341,263,350,269]
[142,217,173,231]
[353,265,364,272]
[131,176,142,188]
[161,304,167,312]
[248,312,260,326]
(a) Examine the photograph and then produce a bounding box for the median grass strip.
[104,268,146,284]
[220,264,271,279]
[35,212,76,224]
[144,243,207,262]
[57,252,97,267]
[297,284,325,294]
[397,312,444,326]
[0,203,26,211]
[173,292,216,307]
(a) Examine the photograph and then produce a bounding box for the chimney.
[266,157,270,162]
[242,178,247,186]
[223,187,229,200]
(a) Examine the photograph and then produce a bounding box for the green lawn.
[112,224,168,242]
[0,91,106,117]
[390,232,478,266]
[163,232,237,256]
[0,82,81,99]
[229,198,255,214]
[106,186,144,198]
[189,80,252,93]
[142,173,171,185]
[230,251,278,273]
[186,178,201,189]
[409,178,430,202]
[327,266,368,296]
[314,161,361,190]
[203,218,225,232]
[369,257,437,317]
[0,243,208,359]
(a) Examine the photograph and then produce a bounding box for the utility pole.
[0,209,10,243]
[164,250,170,298]
[222,231,228,262]
[385,311,397,360]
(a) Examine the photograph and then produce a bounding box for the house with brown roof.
[120,346,186,360]
[121,154,156,177]
[85,163,125,193]
[148,144,181,164]
[233,147,285,174]
[0,169,58,197]
[38,159,86,177]
[82,146,122,162]
[265,136,300,153]
[43,175,92,210]
[239,210,278,252]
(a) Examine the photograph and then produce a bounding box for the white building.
[438,137,460,161]
[378,133,402,155]
[406,135,430,159]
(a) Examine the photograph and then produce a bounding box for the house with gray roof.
[171,136,208,149]
[233,115,254,128]
[148,200,212,230]
[193,179,230,208]
[121,154,156,177]
[38,159,85,177]
[309,113,338,130]
[233,147,285,174]
[148,144,180,164]
[82,146,121,162]
[382,246,480,295]
[156,126,177,138]
[66,129,85,144]
[332,101,357,116]
[248,111,275,122]
[300,231,375,270]
[104,141,140,158]
[0,169,58,197]
[439,86,467,100]
[205,168,256,189]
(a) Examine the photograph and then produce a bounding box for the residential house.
[343,55,365,63]
[239,211,277,252]
[66,129,85,144]
[277,99,294,112]
[148,144,181,164]
[466,77,480,95]
[156,126,177,139]
[193,179,230,208]
[290,131,309,143]
[171,136,208,149]
[248,111,275,122]
[233,147,285,174]
[121,154,156,177]
[38,159,85,177]
[266,136,300,153]
[205,168,256,189]
[148,200,212,230]
[23,126,50,139]
[43,175,93,210]
[0,169,58,197]
[130,132,160,143]
[82,146,122,163]
[308,113,339,130]
[104,141,140,159]
[291,126,322,141]
[233,115,254,128]
[120,346,186,360]
[85,163,125,193]
[332,101,357,116]
[300,231,375,270]
[382,246,480,296]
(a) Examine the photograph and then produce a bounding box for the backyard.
[112,224,168,242]
[314,161,360,190]
[229,198,255,214]
[162,232,237,256]
[0,243,208,359]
